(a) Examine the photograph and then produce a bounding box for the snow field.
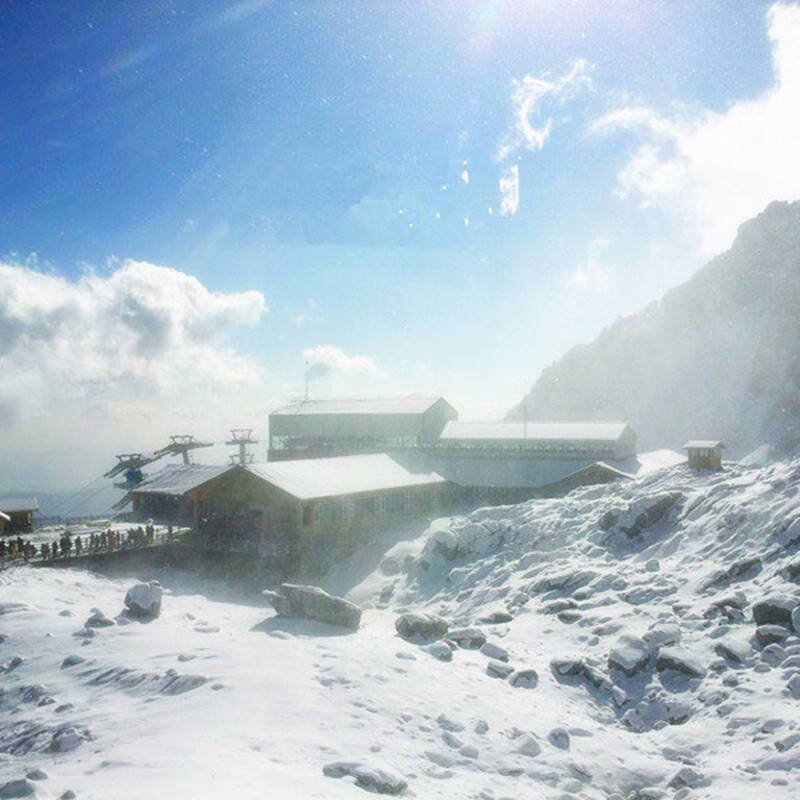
[1,457,800,798]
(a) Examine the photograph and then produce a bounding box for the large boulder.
[487,660,514,679]
[0,779,38,799]
[756,624,789,647]
[608,635,650,677]
[394,612,448,641]
[714,637,751,664]
[752,594,798,626]
[263,584,361,630]
[49,726,86,753]
[124,581,163,619]
[656,647,706,678]
[508,668,539,688]
[444,627,486,649]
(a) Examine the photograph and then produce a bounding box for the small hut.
[0,497,39,532]
[0,511,9,535]
[683,441,725,471]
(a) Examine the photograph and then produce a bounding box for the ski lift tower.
[153,434,213,465]
[227,429,258,465]
[104,453,156,490]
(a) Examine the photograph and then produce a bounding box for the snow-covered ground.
[2,459,800,799]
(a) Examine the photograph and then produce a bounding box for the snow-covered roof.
[0,511,9,522]
[391,448,685,489]
[247,454,446,501]
[271,396,446,416]
[133,464,230,496]
[683,440,725,449]
[439,421,631,443]
[0,497,39,513]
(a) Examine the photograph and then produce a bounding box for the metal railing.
[0,530,288,569]
[0,531,178,569]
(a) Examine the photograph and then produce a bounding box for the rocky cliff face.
[507,201,800,455]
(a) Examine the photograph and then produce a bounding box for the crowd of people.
[0,522,171,564]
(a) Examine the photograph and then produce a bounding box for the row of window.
[302,488,438,528]
[270,435,421,451]
[431,441,620,458]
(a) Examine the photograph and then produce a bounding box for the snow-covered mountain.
[2,456,800,799]
[507,200,800,456]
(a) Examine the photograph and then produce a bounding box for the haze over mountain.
[507,201,800,456]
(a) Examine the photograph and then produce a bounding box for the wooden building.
[268,396,458,461]
[132,454,447,567]
[0,497,39,533]
[684,440,725,470]
[0,511,9,536]
[129,465,229,523]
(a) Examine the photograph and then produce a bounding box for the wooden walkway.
[0,533,287,572]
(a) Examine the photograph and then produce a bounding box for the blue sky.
[2,0,800,487]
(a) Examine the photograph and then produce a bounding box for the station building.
[430,421,637,461]
[128,398,685,561]
[268,396,457,461]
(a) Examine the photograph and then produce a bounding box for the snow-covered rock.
[508,668,538,688]
[84,609,114,628]
[0,779,38,799]
[394,612,448,641]
[752,594,798,626]
[515,733,541,757]
[792,604,800,634]
[714,638,750,663]
[421,642,452,661]
[479,641,509,661]
[608,635,650,676]
[756,624,789,646]
[322,761,407,795]
[124,581,163,619]
[48,727,86,753]
[548,728,569,750]
[656,648,706,678]
[263,584,361,629]
[444,628,486,649]
[486,660,514,679]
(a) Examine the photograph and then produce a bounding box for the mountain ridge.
[506,200,800,456]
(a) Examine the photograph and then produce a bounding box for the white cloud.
[564,237,613,294]
[499,164,520,217]
[594,2,800,256]
[0,259,268,426]
[497,59,594,163]
[303,345,378,381]
[496,59,593,216]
